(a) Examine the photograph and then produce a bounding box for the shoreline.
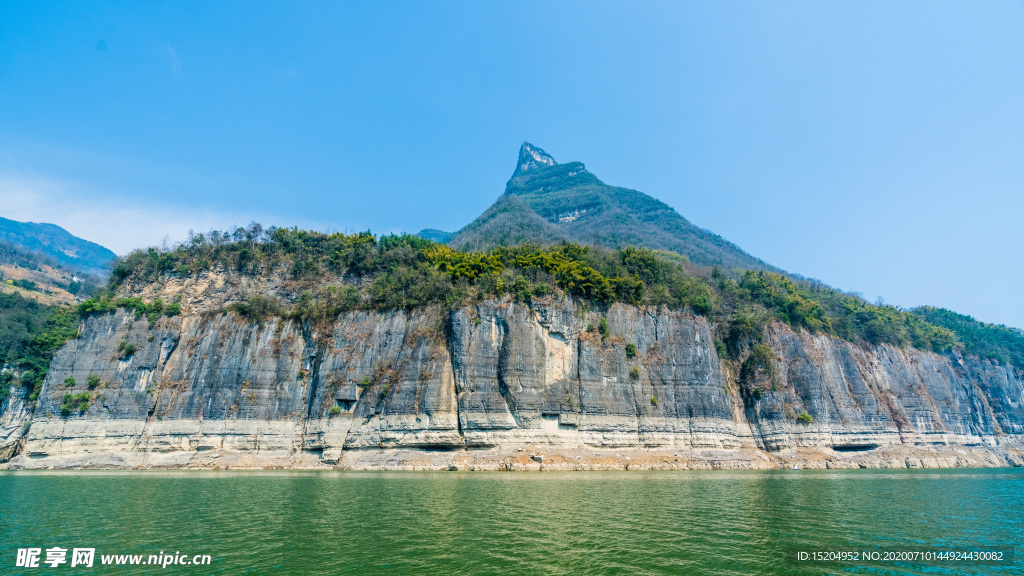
[4,442,1022,471]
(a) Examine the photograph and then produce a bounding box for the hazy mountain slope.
[449,143,777,272]
[0,242,99,304]
[0,217,115,276]
[446,194,570,252]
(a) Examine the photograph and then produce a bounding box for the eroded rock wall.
[2,295,1021,468]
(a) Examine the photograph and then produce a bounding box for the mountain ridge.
[443,142,778,273]
[0,216,115,277]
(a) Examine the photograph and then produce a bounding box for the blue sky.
[1,1,1022,328]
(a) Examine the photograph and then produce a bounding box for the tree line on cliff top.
[89,225,1022,371]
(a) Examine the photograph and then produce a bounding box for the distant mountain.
[0,217,115,277]
[448,143,777,272]
[416,228,454,244]
[0,241,101,304]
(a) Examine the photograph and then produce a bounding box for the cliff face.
[2,282,1022,469]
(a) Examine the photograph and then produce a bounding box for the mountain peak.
[452,143,776,273]
[513,142,557,177]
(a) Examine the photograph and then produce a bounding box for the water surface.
[1,468,1020,575]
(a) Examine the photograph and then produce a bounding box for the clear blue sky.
[1,1,1022,328]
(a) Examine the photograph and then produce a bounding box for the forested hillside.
[0,292,81,405]
[99,226,1023,374]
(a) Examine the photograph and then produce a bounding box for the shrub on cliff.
[117,340,136,358]
[60,391,92,417]
[230,295,284,323]
[741,344,775,383]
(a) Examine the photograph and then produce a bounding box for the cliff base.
[4,442,1022,472]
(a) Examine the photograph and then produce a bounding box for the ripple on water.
[0,469,1021,575]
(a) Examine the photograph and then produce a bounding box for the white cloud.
[168,44,183,80]
[0,175,288,255]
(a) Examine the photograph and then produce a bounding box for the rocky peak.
[512,142,557,177]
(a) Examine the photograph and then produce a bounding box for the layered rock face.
[2,289,1021,469]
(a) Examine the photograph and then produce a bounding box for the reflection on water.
[1,469,1020,575]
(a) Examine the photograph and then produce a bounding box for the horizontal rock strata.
[2,295,1022,469]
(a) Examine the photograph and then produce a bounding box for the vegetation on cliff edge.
[0,292,82,404]
[92,225,1024,373]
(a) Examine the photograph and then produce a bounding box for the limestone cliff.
[1,268,1021,469]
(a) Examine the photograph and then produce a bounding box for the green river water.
[0,468,1020,575]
